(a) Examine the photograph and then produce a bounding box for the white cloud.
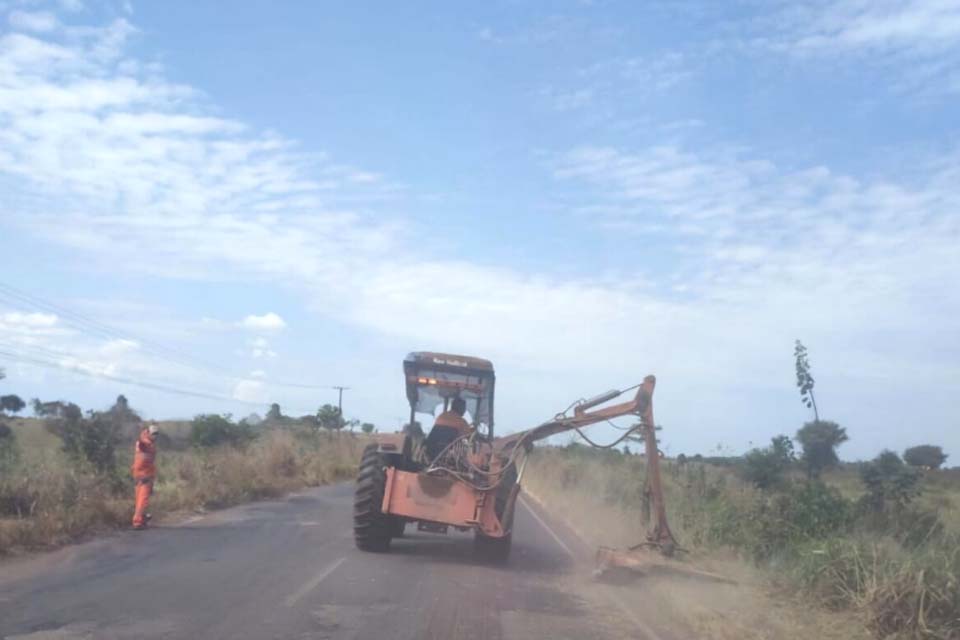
[239,312,287,332]
[2,8,958,456]
[8,10,59,33]
[248,337,277,359]
[99,338,139,356]
[0,312,59,328]
[232,379,267,403]
[749,0,960,96]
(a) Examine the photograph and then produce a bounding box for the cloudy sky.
[1,0,958,460]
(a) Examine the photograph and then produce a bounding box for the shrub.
[43,403,122,477]
[859,450,921,514]
[189,414,256,448]
[740,434,796,489]
[740,481,853,560]
[796,420,848,479]
[903,444,948,470]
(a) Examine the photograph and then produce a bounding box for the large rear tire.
[354,445,392,552]
[474,464,518,564]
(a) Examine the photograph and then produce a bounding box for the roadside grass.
[0,422,365,554]
[524,446,960,640]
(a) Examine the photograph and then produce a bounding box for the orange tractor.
[353,352,676,563]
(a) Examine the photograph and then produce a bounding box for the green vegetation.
[904,445,949,470]
[526,445,958,639]
[796,420,849,479]
[1,394,26,414]
[741,434,795,489]
[316,403,343,430]
[0,396,367,555]
[189,413,256,449]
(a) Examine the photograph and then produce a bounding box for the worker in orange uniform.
[131,422,159,530]
[425,397,472,459]
[434,396,471,436]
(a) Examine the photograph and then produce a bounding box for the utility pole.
[331,386,350,428]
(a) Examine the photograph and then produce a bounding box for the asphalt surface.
[0,483,675,640]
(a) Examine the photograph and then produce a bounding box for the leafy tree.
[266,403,283,422]
[1,394,26,414]
[859,450,921,513]
[33,398,71,417]
[741,435,796,489]
[360,422,376,434]
[794,340,819,420]
[316,404,343,430]
[41,401,122,475]
[190,414,255,448]
[903,445,948,470]
[796,420,848,479]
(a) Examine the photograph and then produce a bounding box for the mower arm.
[492,374,677,553]
[493,375,657,452]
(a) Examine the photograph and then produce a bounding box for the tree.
[794,340,819,420]
[903,445,948,470]
[0,394,26,415]
[190,414,255,448]
[741,434,796,489]
[796,420,848,479]
[316,404,343,430]
[360,422,376,434]
[860,450,921,513]
[266,403,283,422]
[41,401,122,475]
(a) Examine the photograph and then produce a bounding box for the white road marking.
[519,495,665,640]
[284,557,347,608]
[517,495,575,560]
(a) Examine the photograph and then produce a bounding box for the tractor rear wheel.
[354,445,392,552]
[474,464,518,564]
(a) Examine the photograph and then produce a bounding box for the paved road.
[0,484,675,640]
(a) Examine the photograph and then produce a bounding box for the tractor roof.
[403,352,494,375]
[403,352,495,426]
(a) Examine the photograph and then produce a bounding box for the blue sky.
[1,0,958,460]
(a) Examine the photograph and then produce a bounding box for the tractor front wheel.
[354,445,393,552]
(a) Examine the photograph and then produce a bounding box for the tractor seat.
[424,425,461,462]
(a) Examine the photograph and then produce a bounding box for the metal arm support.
[494,375,657,452]
[492,374,677,554]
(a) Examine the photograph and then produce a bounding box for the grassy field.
[524,446,960,640]
[0,417,366,554]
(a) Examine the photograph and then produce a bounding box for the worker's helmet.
[147,423,159,436]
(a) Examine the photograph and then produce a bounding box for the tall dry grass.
[0,428,365,554]
[524,446,960,639]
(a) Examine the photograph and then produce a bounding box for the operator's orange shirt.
[131,429,157,480]
[433,411,471,436]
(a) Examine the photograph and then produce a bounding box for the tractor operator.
[425,396,471,458]
[433,396,471,436]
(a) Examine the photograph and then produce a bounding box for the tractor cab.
[403,352,495,454]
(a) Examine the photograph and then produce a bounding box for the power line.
[0,347,318,415]
[0,280,329,390]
